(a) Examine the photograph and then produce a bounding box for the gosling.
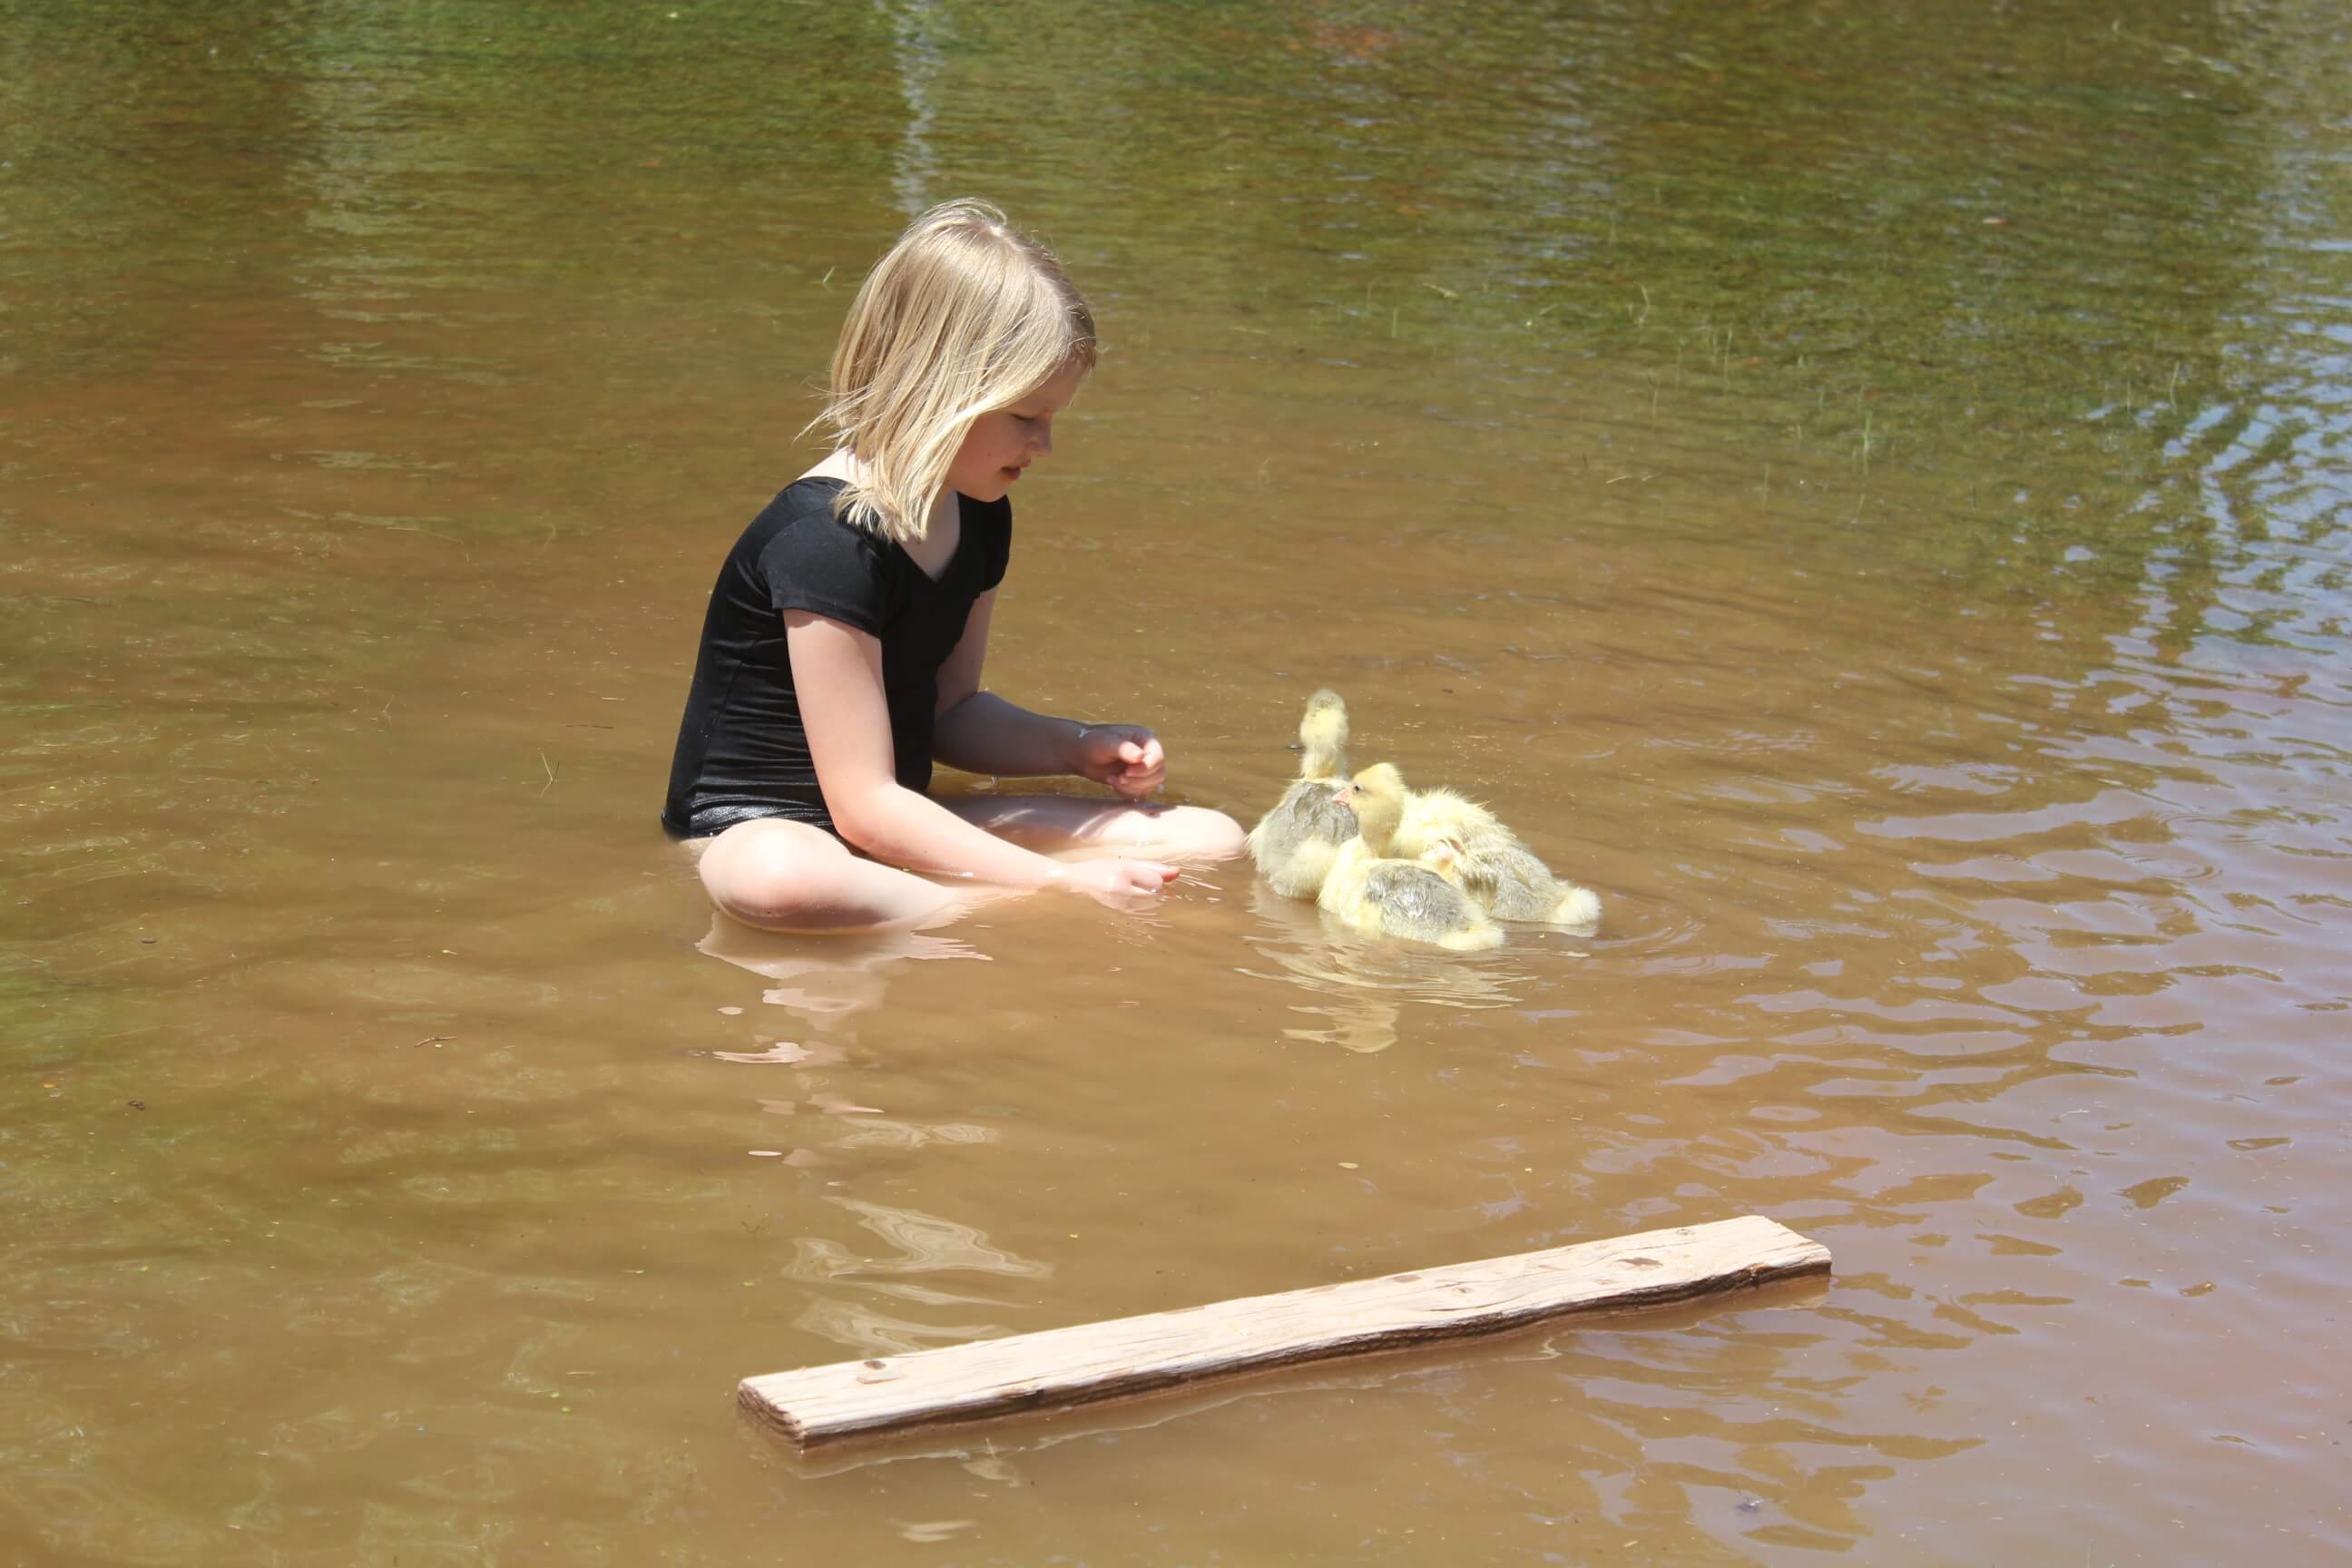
[1318,765,1503,951]
[1383,765,1602,926]
[1245,689,1360,898]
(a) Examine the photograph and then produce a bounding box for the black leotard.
[661,477,1011,838]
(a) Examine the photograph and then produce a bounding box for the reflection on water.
[4,0,2350,1563]
[788,1197,1049,1356]
[1240,880,1534,1054]
[697,915,989,1027]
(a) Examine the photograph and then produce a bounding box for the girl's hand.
[1054,858,1181,904]
[1073,724,1167,799]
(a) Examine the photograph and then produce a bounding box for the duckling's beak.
[1331,784,1354,806]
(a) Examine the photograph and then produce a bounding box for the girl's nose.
[1029,419,1053,456]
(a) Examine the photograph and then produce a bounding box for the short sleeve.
[757,510,893,636]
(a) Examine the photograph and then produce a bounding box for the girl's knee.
[698,819,841,926]
[1197,807,1250,859]
[1155,805,1247,860]
[1071,801,1244,860]
[698,818,962,932]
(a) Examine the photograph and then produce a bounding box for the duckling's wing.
[1243,806,1298,877]
[1249,779,1337,864]
[1469,842,1578,922]
[1360,861,1486,944]
[1253,778,1362,889]
[1260,778,1358,849]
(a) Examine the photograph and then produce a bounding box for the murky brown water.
[6,2,2350,1563]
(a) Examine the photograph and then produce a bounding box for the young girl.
[662,200,1244,930]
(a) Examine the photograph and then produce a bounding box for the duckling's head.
[1335,762,1408,852]
[1296,689,1349,779]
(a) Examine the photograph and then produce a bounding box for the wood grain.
[740,1214,1830,1449]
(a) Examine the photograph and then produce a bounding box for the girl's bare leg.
[691,801,1240,935]
[943,795,1247,862]
[691,818,983,932]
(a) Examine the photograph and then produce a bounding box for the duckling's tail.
[1297,689,1348,779]
[1549,885,1602,927]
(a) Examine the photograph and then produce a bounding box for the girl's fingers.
[1086,727,1164,797]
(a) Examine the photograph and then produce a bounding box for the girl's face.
[945,358,1087,502]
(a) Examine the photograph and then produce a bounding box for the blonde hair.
[811,200,1096,544]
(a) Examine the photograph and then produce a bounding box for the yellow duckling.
[1246,689,1360,898]
[1318,765,1503,951]
[1386,766,1602,926]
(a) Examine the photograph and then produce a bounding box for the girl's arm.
[787,610,1171,893]
[930,593,1168,797]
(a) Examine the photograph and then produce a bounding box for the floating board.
[740,1214,1829,1449]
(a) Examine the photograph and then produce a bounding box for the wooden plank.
[740,1214,1829,1449]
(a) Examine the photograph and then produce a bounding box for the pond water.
[5,1,2348,1562]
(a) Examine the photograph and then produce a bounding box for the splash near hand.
[1074,724,1168,799]
[1054,857,1181,906]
